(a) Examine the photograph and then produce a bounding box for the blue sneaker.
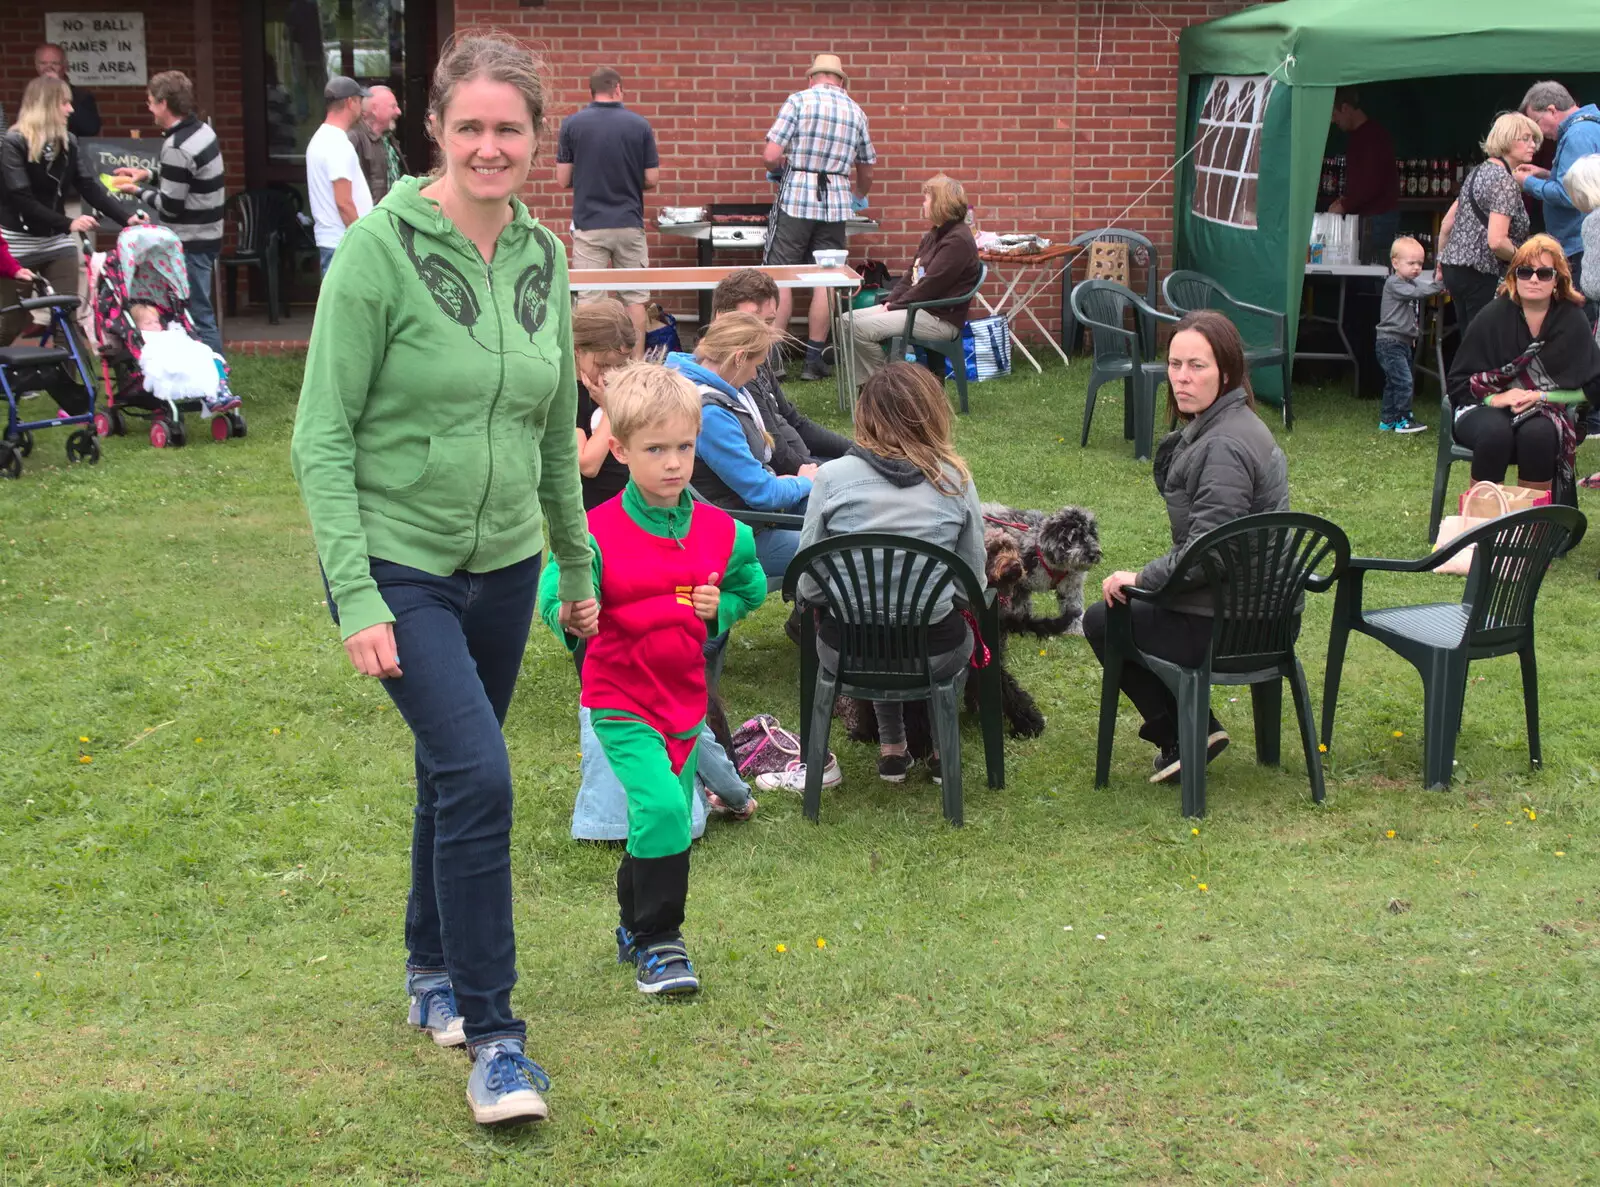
[634,939,700,996]
[616,925,636,965]
[466,1039,550,1125]
[1378,420,1397,432]
[407,978,465,1047]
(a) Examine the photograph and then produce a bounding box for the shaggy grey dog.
[978,501,1103,636]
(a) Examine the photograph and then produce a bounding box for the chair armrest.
[1226,297,1286,325]
[901,290,975,312]
[728,507,805,531]
[1349,549,1463,575]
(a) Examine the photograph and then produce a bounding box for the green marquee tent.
[1174,0,1600,403]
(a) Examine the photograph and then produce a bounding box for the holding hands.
[1487,389,1543,413]
[691,572,722,621]
[560,598,600,638]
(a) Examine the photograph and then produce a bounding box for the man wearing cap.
[762,54,876,381]
[307,76,374,275]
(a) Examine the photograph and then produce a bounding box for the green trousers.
[591,712,702,859]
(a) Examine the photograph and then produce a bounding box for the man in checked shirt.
[762,53,876,381]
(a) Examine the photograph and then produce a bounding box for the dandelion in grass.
[1198,883,1208,892]
[1386,830,1396,839]
[1318,743,1327,752]
[775,944,787,954]
[78,735,89,743]
[195,737,204,744]
[1392,730,1405,738]
[1191,827,1199,836]
[1555,851,1566,857]
[78,755,92,764]
[271,728,281,735]
[815,937,826,949]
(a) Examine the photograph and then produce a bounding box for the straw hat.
[807,54,847,84]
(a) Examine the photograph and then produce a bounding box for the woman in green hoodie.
[290,32,595,1127]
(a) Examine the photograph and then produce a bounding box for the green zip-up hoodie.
[290,176,595,638]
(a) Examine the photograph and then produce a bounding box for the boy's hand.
[691,572,721,620]
[560,598,600,638]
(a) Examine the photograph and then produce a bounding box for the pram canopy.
[111,224,189,307]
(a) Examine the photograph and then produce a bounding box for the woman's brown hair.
[1502,233,1584,306]
[855,362,970,496]
[922,174,968,226]
[1165,310,1256,424]
[571,297,636,357]
[426,30,547,168]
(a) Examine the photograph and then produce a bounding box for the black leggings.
[1441,265,1503,334]
[1082,599,1220,749]
[1453,405,1559,484]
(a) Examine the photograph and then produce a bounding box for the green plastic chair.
[1093,512,1349,819]
[1162,269,1294,429]
[782,532,1004,826]
[886,263,988,415]
[1320,505,1586,790]
[1069,279,1177,462]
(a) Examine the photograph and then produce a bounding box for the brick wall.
[0,3,245,200]
[455,0,1250,336]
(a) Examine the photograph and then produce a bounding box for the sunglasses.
[1515,266,1558,282]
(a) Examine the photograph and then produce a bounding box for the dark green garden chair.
[1061,227,1161,356]
[1069,279,1177,462]
[886,263,988,415]
[782,532,1004,826]
[1094,512,1349,819]
[1320,505,1586,790]
[1162,269,1294,429]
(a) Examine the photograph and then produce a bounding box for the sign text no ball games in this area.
[45,12,148,86]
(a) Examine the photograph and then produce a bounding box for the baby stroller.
[91,225,246,448]
[0,279,103,480]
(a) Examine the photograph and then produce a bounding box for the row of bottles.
[1400,158,1466,197]
[1319,156,1469,200]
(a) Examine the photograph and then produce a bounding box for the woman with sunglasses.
[1445,234,1600,499]
[1436,113,1541,331]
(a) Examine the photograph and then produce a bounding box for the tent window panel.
[1192,74,1274,229]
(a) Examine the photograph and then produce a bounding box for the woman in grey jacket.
[796,362,986,784]
[1083,310,1289,786]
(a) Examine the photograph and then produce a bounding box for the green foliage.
[2,357,1597,1183]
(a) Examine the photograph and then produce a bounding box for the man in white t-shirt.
[307,76,373,275]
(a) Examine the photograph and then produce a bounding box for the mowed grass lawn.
[4,352,1600,1185]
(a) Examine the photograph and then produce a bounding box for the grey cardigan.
[1138,387,1289,615]
[796,450,986,627]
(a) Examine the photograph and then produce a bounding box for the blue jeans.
[184,246,224,357]
[360,555,540,1052]
[319,246,337,276]
[1373,335,1415,425]
[754,527,800,580]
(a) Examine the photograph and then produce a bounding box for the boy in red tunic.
[538,364,767,995]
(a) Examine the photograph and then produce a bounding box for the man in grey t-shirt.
[556,67,659,358]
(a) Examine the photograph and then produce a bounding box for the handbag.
[642,304,681,363]
[1433,481,1547,575]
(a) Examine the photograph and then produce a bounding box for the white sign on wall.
[44,13,148,87]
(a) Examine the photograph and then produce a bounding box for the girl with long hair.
[571,296,637,508]
[667,310,813,577]
[792,361,986,785]
[0,75,133,356]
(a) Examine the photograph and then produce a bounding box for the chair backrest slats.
[784,533,987,687]
[1461,508,1585,646]
[1157,513,1349,670]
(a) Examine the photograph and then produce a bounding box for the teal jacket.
[290,175,594,638]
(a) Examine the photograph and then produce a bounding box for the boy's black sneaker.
[615,925,636,965]
[927,754,942,785]
[877,752,912,783]
[1150,731,1230,784]
[634,940,700,996]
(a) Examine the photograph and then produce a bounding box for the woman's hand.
[795,462,819,480]
[1514,164,1549,183]
[1101,570,1140,605]
[560,598,600,638]
[114,167,151,185]
[68,215,98,233]
[12,268,34,285]
[345,623,402,678]
[1488,389,1542,413]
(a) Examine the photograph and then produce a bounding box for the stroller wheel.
[8,429,34,458]
[66,430,100,466]
[0,442,20,479]
[169,416,188,448]
[109,407,127,437]
[94,411,112,438]
[211,415,232,442]
[150,419,170,449]
[228,410,247,439]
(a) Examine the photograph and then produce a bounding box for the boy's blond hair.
[1390,236,1424,263]
[605,362,701,443]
